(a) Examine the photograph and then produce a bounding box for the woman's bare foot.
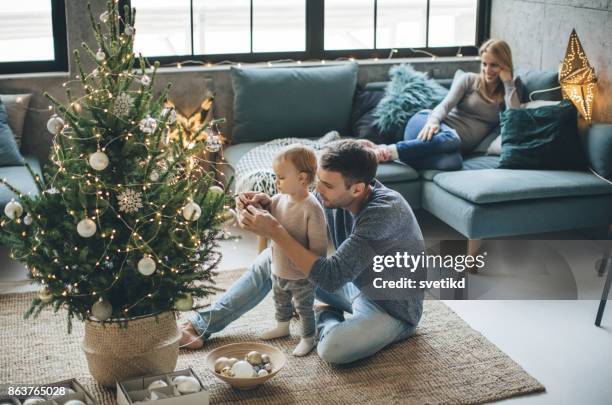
[178,321,204,349]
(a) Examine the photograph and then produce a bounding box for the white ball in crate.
[182,201,201,221]
[174,294,193,311]
[77,218,96,238]
[46,114,64,135]
[137,256,156,276]
[89,150,109,171]
[91,299,113,321]
[175,376,200,394]
[231,360,255,378]
[147,380,167,390]
[4,199,23,219]
[64,400,86,405]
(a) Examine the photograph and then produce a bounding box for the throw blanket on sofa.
[234,131,341,195]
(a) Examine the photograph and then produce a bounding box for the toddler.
[261,144,327,356]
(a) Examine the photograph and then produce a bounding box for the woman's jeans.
[190,249,415,364]
[395,111,463,170]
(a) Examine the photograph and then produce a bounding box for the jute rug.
[0,269,544,405]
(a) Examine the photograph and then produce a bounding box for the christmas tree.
[0,1,229,331]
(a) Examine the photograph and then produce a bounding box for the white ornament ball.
[95,49,105,62]
[208,185,224,198]
[46,114,65,135]
[4,199,23,219]
[91,299,113,321]
[175,377,200,394]
[174,294,193,311]
[137,256,156,276]
[149,170,160,182]
[161,107,176,124]
[89,150,109,171]
[24,213,33,225]
[38,287,53,303]
[231,360,255,378]
[99,11,109,23]
[228,357,239,367]
[214,357,231,373]
[140,75,151,86]
[23,397,46,405]
[148,380,167,390]
[257,369,269,377]
[124,24,134,36]
[64,400,86,405]
[77,218,96,238]
[182,201,201,221]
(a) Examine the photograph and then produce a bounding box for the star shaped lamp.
[559,29,597,124]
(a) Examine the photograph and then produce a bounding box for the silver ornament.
[174,294,193,311]
[91,299,113,321]
[124,25,134,36]
[46,114,65,135]
[246,351,263,365]
[182,201,201,221]
[204,132,222,153]
[89,150,109,171]
[23,213,33,225]
[161,107,176,124]
[139,115,158,134]
[95,49,105,62]
[77,218,96,238]
[257,369,269,377]
[137,256,156,276]
[261,353,270,364]
[4,199,23,219]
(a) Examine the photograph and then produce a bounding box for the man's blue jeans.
[395,111,463,170]
[190,249,416,364]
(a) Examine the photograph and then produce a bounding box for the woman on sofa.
[371,39,521,170]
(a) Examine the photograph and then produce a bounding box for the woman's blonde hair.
[274,144,318,185]
[475,39,514,104]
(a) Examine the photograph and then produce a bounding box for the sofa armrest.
[583,124,612,179]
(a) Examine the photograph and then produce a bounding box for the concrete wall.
[0,0,480,166]
[490,0,612,123]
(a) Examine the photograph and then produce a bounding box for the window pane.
[325,0,374,50]
[376,0,427,48]
[132,0,191,57]
[193,0,250,55]
[428,0,477,47]
[0,1,54,62]
[253,0,305,52]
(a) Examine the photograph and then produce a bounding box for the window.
[0,0,67,74]
[126,0,489,64]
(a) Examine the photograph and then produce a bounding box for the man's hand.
[417,123,440,141]
[240,205,283,239]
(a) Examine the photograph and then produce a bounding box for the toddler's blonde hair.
[274,145,318,185]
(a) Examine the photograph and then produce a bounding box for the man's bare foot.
[178,321,204,349]
[355,140,393,162]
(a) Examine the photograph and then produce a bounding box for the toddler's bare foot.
[179,321,204,349]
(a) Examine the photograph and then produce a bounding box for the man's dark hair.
[320,140,378,188]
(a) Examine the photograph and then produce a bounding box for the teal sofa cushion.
[0,99,25,166]
[582,124,612,179]
[231,63,358,143]
[0,155,42,208]
[420,155,500,181]
[433,169,612,204]
[515,69,562,102]
[498,100,586,170]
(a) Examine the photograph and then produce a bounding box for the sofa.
[221,63,612,239]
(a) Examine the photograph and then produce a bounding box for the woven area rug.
[0,269,544,405]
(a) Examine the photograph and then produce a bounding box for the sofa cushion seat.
[0,155,42,208]
[420,155,500,181]
[432,169,612,204]
[223,142,419,185]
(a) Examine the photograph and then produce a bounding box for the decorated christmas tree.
[0,1,229,331]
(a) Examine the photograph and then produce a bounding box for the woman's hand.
[417,124,440,141]
[499,67,513,82]
[240,205,282,239]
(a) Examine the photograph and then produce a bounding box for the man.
[180,140,425,364]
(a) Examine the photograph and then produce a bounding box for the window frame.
[0,0,68,75]
[123,0,490,65]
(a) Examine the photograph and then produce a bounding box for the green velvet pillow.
[0,99,25,167]
[498,100,587,170]
[231,63,358,143]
